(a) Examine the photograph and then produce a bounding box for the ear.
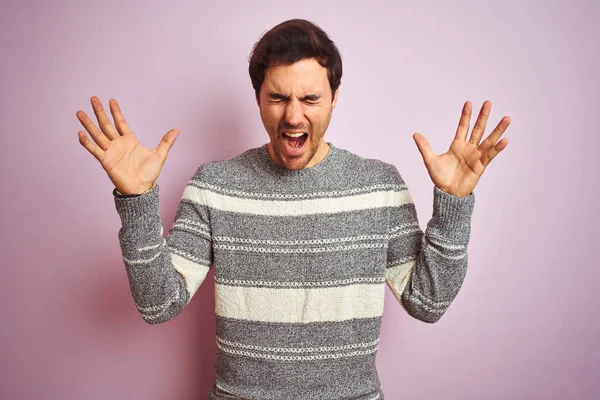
[332,88,339,109]
[255,91,261,108]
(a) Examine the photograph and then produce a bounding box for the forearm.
[401,186,475,323]
[114,184,195,324]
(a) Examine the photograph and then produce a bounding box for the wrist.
[114,183,157,197]
[435,185,472,198]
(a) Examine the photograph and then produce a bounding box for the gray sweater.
[114,143,475,400]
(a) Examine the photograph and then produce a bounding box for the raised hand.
[412,101,511,197]
[77,96,180,195]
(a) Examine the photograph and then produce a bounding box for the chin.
[280,157,309,171]
[269,142,312,170]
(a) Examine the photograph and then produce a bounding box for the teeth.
[283,132,306,138]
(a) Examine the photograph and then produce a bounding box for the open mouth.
[281,132,308,153]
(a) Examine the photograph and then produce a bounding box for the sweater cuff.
[429,186,475,242]
[113,184,160,226]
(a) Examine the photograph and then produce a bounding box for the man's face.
[258,58,338,171]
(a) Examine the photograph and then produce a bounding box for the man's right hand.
[76,96,179,195]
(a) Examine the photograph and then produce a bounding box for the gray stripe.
[203,206,397,239]
[387,230,422,266]
[214,249,387,282]
[198,144,403,193]
[216,316,382,348]
[214,351,381,400]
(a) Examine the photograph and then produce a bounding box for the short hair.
[248,19,343,100]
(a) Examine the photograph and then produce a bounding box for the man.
[76,19,510,400]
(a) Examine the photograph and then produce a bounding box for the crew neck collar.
[259,142,338,177]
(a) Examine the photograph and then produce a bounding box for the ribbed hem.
[430,186,475,242]
[113,184,160,225]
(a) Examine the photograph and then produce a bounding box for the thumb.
[156,129,180,159]
[413,133,436,165]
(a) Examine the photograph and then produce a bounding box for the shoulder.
[189,146,266,186]
[331,145,405,186]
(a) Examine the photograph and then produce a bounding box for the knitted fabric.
[113,143,475,399]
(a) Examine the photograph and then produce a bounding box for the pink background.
[1,0,598,399]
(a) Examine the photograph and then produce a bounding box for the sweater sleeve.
[114,171,213,324]
[384,166,475,323]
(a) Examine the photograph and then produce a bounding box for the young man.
[77,19,510,400]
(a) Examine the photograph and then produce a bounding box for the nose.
[284,99,304,128]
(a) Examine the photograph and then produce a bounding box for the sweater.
[113,143,475,400]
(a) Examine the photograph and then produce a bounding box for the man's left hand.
[413,100,511,197]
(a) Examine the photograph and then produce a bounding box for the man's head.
[249,19,343,170]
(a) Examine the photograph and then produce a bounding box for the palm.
[77,97,179,195]
[413,101,511,197]
[100,134,166,194]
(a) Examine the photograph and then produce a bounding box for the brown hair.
[248,19,342,100]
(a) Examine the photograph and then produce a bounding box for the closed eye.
[268,93,289,103]
[301,95,321,104]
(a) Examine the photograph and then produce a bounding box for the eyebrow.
[267,92,321,102]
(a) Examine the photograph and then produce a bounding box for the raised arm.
[385,179,474,323]
[113,181,213,324]
[386,101,510,322]
[77,97,211,323]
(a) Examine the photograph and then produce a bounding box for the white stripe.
[389,227,422,239]
[171,222,211,238]
[215,283,385,323]
[424,237,468,260]
[217,343,377,361]
[213,242,386,253]
[216,336,379,353]
[213,234,389,246]
[407,294,446,314]
[412,287,452,308]
[385,259,416,302]
[170,247,210,265]
[173,218,210,232]
[170,253,210,299]
[426,235,467,250]
[136,288,180,314]
[183,186,413,216]
[176,218,210,229]
[389,222,420,233]
[386,255,417,267]
[216,276,385,288]
[386,261,452,311]
[192,181,405,199]
[122,252,161,265]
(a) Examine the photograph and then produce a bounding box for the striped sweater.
[114,143,475,400]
